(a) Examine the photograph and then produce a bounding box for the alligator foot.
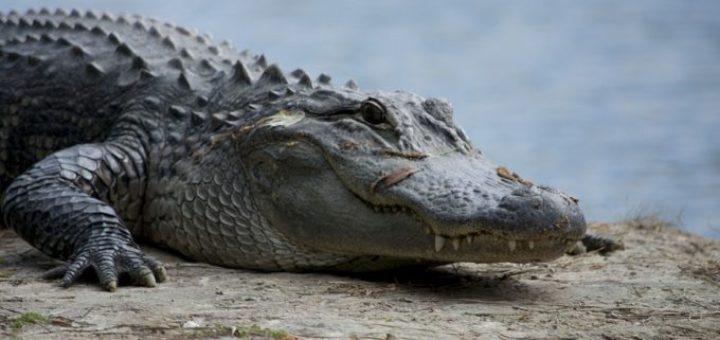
[42,244,167,292]
[2,141,168,291]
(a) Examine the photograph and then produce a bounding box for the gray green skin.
[0,9,596,292]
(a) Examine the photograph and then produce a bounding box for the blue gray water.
[3,1,719,237]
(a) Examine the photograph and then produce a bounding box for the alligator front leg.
[1,141,166,291]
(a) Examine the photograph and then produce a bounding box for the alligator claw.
[582,233,625,254]
[566,233,625,256]
[42,264,73,280]
[42,246,166,292]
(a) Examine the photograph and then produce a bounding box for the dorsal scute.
[344,79,358,90]
[4,10,354,109]
[317,73,332,85]
[255,54,268,68]
[177,73,192,90]
[257,64,287,86]
[84,10,98,20]
[232,60,252,85]
[298,74,313,88]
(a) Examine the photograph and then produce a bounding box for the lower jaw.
[354,198,581,263]
[420,233,579,263]
[325,233,579,265]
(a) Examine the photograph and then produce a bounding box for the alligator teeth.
[434,235,447,252]
[452,238,461,251]
[508,240,517,251]
[466,234,474,244]
[528,240,535,250]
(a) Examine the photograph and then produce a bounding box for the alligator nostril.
[510,185,540,197]
[499,193,543,211]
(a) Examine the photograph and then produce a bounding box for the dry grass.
[680,260,720,286]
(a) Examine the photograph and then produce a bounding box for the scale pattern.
[0,9,363,290]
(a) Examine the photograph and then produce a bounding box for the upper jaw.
[417,183,586,261]
[336,151,586,258]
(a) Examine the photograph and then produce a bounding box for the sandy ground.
[0,219,718,339]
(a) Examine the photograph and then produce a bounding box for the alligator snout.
[374,153,587,242]
[498,184,586,238]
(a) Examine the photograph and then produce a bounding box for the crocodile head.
[237,82,585,267]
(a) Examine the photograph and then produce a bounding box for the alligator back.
[0,9,244,192]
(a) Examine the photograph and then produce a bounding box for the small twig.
[370,167,419,193]
[0,305,22,314]
[381,149,428,160]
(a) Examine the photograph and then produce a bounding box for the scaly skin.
[0,9,593,291]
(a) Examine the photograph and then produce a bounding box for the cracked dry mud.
[1,219,719,339]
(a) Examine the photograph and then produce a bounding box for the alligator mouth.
[321,146,585,262]
[356,197,581,256]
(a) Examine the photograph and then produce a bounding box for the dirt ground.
[0,218,718,340]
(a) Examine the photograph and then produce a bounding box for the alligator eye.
[361,100,387,125]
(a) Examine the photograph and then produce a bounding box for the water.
[3,1,719,237]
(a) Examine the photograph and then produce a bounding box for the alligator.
[0,9,607,291]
